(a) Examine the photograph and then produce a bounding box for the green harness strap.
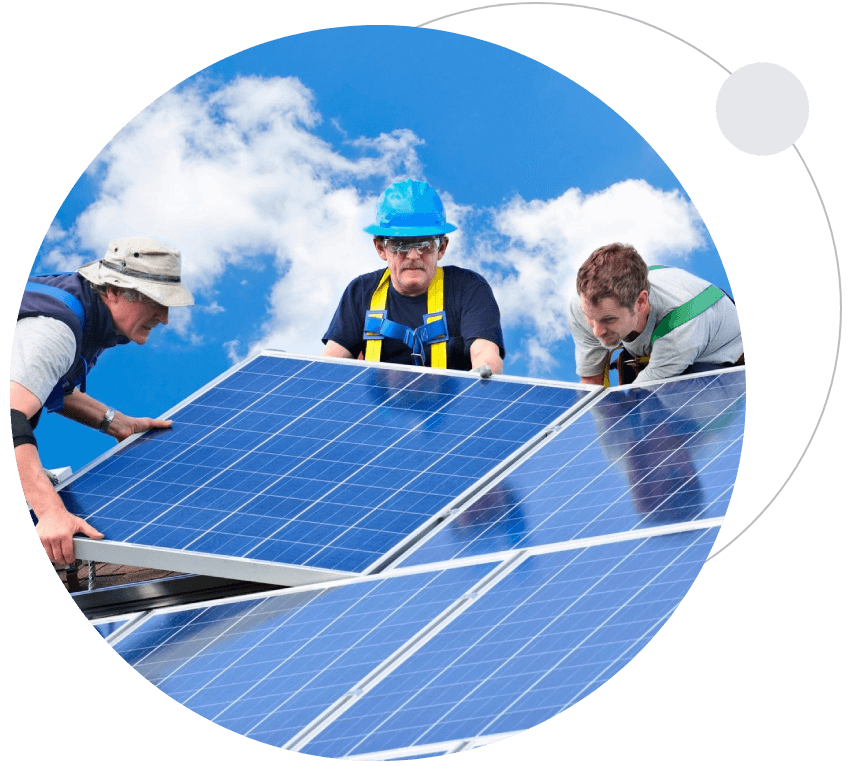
[602,266,728,387]
[647,265,727,344]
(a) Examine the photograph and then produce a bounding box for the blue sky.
[31,25,730,472]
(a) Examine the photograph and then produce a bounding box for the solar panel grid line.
[121,363,398,549]
[284,553,529,753]
[362,384,604,575]
[379,388,609,571]
[69,353,594,581]
[122,590,288,691]
[556,377,745,540]
[307,529,715,758]
[477,529,714,738]
[101,611,151,646]
[281,377,559,573]
[63,357,351,539]
[614,363,744,389]
[185,578,411,729]
[393,370,745,567]
[321,544,604,754]
[381,515,724,578]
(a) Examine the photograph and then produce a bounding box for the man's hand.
[469,339,503,375]
[109,412,173,443]
[58,390,173,442]
[36,508,103,565]
[472,364,493,379]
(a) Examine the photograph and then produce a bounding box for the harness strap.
[364,267,448,367]
[24,280,90,408]
[25,280,86,333]
[601,267,726,387]
[650,285,726,344]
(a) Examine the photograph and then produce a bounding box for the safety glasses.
[381,237,442,256]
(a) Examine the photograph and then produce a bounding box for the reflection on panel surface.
[401,371,744,567]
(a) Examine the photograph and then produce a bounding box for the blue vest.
[17,273,129,418]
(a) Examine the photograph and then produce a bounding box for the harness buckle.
[363,310,387,340]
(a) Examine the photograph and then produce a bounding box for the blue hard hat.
[364,179,458,237]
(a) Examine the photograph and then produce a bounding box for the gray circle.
[717,62,809,155]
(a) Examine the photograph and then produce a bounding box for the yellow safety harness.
[363,267,448,368]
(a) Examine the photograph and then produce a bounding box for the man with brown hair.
[568,243,743,385]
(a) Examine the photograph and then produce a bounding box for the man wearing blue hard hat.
[323,179,505,375]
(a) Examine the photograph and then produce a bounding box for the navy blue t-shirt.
[322,266,505,370]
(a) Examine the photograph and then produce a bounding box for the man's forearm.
[14,443,67,521]
[469,339,503,374]
[58,389,111,430]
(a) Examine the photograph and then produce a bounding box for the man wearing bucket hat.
[11,236,194,565]
[323,179,505,374]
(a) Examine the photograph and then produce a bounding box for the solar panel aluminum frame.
[62,351,601,587]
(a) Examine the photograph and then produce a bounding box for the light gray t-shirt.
[568,267,743,382]
[11,316,77,406]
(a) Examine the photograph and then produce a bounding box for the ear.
[101,284,120,306]
[437,236,449,261]
[634,289,649,312]
[373,237,388,263]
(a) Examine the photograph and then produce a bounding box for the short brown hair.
[576,243,649,309]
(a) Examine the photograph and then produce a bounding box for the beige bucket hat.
[77,236,195,307]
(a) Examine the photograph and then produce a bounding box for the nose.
[156,305,169,325]
[590,321,605,338]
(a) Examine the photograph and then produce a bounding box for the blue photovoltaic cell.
[112,562,495,748]
[402,371,744,566]
[303,526,719,757]
[60,355,587,573]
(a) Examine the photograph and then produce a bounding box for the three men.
[323,179,504,374]
[12,236,194,564]
[569,243,743,385]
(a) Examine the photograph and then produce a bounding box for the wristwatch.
[99,408,116,434]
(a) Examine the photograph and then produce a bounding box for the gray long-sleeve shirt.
[568,266,743,382]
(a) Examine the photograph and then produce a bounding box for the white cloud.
[459,180,708,353]
[45,75,425,357]
[44,76,708,373]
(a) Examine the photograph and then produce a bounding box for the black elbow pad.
[11,409,37,449]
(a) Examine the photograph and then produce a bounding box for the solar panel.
[63,352,592,585]
[398,370,744,567]
[83,361,743,755]
[109,525,718,755]
[301,528,719,757]
[111,562,497,747]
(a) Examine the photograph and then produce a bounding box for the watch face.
[99,409,115,433]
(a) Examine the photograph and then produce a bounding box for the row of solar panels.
[63,353,744,756]
[61,353,744,586]
[96,520,721,757]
